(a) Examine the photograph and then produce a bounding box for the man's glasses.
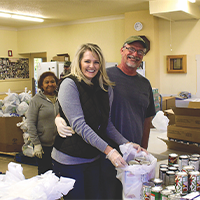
[124,47,145,56]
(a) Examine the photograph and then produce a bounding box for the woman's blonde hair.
[70,43,114,91]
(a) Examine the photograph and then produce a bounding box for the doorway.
[34,58,43,94]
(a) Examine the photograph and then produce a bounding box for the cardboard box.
[167,125,200,143]
[188,101,200,108]
[173,107,200,128]
[0,117,24,152]
[164,109,175,125]
[159,137,200,154]
[52,56,66,62]
[162,96,176,111]
[52,53,70,62]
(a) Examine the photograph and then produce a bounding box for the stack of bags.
[0,162,75,200]
[0,88,31,117]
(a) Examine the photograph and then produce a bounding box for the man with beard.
[99,35,156,199]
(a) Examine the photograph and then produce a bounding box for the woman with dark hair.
[26,71,59,175]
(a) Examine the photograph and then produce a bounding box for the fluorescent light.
[0,11,44,22]
[188,0,196,3]
[12,15,44,22]
[0,13,11,18]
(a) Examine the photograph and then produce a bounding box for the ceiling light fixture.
[11,15,44,22]
[0,11,44,22]
[188,0,196,3]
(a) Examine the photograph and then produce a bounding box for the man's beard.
[126,56,140,68]
[126,62,137,68]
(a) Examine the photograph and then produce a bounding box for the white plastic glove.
[34,144,44,159]
[128,142,148,154]
[55,116,75,137]
[106,149,127,168]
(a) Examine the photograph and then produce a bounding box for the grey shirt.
[26,90,59,147]
[51,78,128,165]
[106,66,156,145]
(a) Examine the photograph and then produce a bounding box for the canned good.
[168,166,178,173]
[189,171,200,192]
[151,186,162,200]
[191,154,200,160]
[168,153,178,166]
[182,165,195,173]
[135,156,146,162]
[166,171,175,186]
[179,155,189,170]
[175,171,188,194]
[128,160,140,165]
[161,189,172,200]
[189,157,199,171]
[165,185,175,193]
[168,193,181,200]
[142,182,155,200]
[172,164,179,171]
[151,178,163,187]
[159,168,168,185]
[191,154,200,169]
[141,161,151,166]
[160,164,168,169]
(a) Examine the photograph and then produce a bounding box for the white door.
[37,62,58,80]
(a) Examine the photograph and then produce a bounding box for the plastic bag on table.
[152,110,169,131]
[0,162,75,200]
[116,143,157,199]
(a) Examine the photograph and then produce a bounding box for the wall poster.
[0,57,29,80]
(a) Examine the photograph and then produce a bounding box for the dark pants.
[35,146,53,175]
[52,158,100,199]
[99,153,123,200]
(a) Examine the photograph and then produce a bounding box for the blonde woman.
[52,43,142,199]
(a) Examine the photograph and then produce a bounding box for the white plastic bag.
[22,140,34,157]
[19,87,32,104]
[3,89,20,106]
[0,99,3,109]
[0,162,75,200]
[16,101,29,116]
[152,110,169,131]
[16,117,28,132]
[116,143,157,199]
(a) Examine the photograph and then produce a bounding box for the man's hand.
[128,142,148,154]
[55,117,75,137]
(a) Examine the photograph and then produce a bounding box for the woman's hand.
[55,116,75,137]
[34,144,44,159]
[105,146,127,168]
